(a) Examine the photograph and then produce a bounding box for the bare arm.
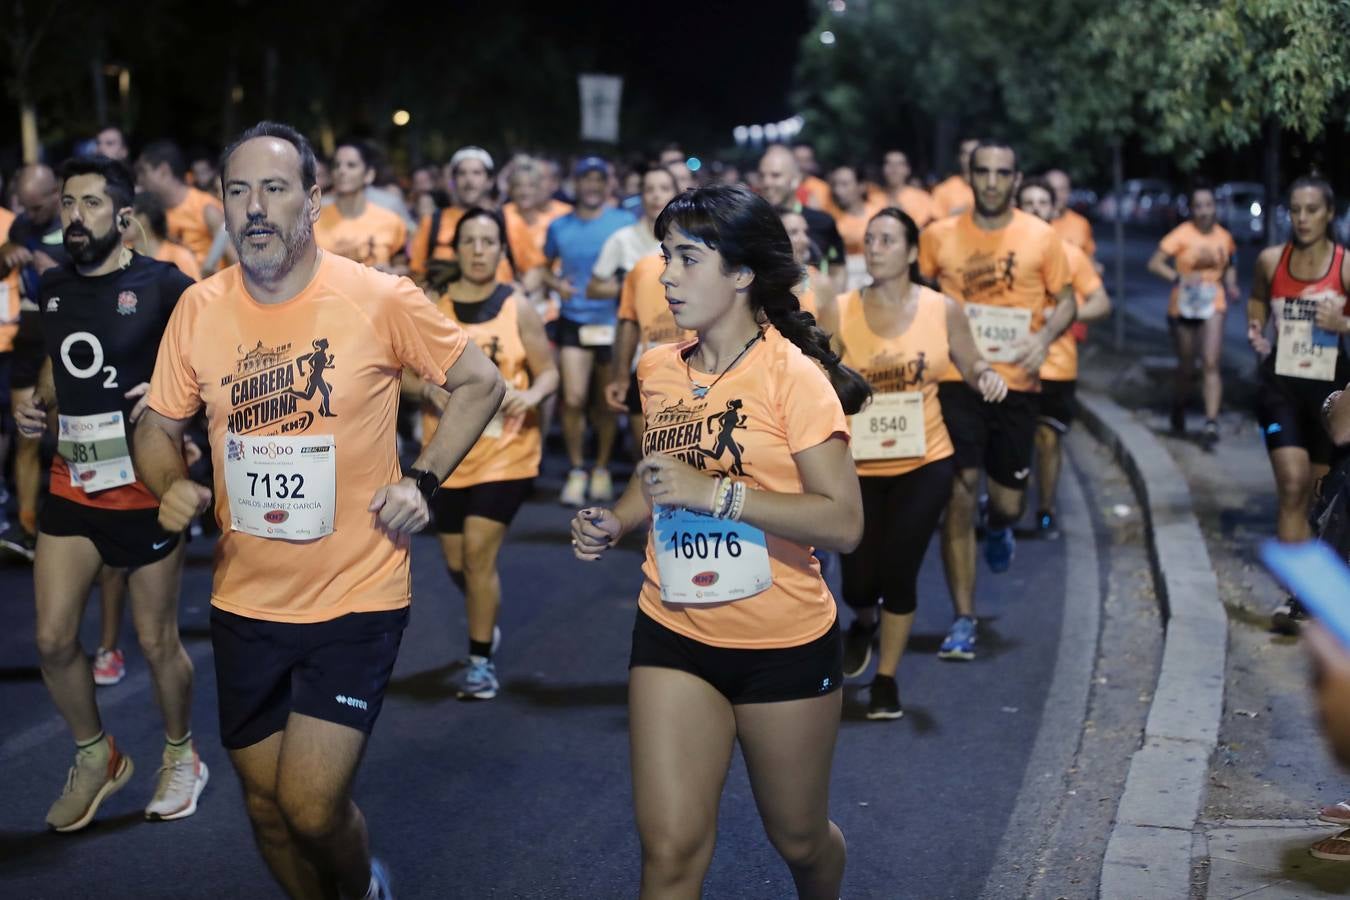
[410,340,507,480]
[1247,248,1278,356]
[635,435,864,553]
[134,409,212,532]
[586,274,621,300]
[1013,286,1076,374]
[513,297,560,408]
[945,297,1007,401]
[1078,285,1112,324]
[604,319,641,412]
[1147,248,1178,283]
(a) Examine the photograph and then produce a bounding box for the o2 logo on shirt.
[59,331,119,389]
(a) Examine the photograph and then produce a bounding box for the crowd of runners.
[1,118,1347,897]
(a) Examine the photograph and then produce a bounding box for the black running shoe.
[1201,419,1219,452]
[842,620,876,678]
[866,675,903,720]
[0,523,36,562]
[1271,596,1306,635]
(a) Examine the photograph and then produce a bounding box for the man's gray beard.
[236,203,315,282]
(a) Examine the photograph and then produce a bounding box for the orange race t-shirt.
[503,199,573,257]
[1041,241,1103,382]
[422,286,541,487]
[826,198,886,257]
[636,325,849,649]
[797,175,831,210]
[154,240,202,281]
[166,187,223,266]
[1159,221,1236,317]
[147,252,469,623]
[1052,209,1096,259]
[836,287,955,477]
[918,208,1071,392]
[0,207,19,352]
[315,202,409,268]
[618,253,692,353]
[931,176,974,219]
[889,186,936,228]
[410,206,542,282]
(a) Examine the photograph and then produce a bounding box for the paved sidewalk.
[1079,328,1350,899]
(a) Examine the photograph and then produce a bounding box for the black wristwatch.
[405,467,441,501]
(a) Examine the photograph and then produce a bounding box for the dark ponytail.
[654,185,872,414]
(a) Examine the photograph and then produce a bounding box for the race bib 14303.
[965,303,1031,363]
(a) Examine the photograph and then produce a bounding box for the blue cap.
[574,156,608,178]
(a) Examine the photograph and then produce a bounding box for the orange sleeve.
[147,293,204,420]
[508,216,544,272]
[618,266,639,321]
[1082,222,1096,259]
[777,348,850,454]
[393,217,410,258]
[410,214,433,275]
[1158,226,1185,259]
[1069,246,1103,297]
[1041,232,1071,295]
[382,277,469,385]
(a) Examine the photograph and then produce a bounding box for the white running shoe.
[560,469,588,507]
[145,744,209,821]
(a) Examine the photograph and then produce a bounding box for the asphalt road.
[0,440,1106,899]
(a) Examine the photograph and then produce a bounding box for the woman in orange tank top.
[822,208,1007,719]
[403,208,558,700]
[570,185,870,899]
[1147,183,1240,447]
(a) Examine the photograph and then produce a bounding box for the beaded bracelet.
[718,479,736,518]
[728,481,747,521]
[708,476,725,515]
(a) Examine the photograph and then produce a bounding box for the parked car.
[1096,178,1178,227]
[1214,181,1267,243]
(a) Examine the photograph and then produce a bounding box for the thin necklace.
[686,331,762,400]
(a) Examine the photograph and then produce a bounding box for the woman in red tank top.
[1247,176,1350,635]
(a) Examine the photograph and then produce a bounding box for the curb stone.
[1077,392,1228,900]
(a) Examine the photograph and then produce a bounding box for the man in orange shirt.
[930,138,979,219]
[1018,178,1112,539]
[135,122,505,900]
[881,150,935,228]
[1045,169,1097,259]
[130,192,203,280]
[410,146,542,287]
[314,139,409,272]
[793,141,831,210]
[918,141,1076,660]
[826,163,885,289]
[135,141,229,272]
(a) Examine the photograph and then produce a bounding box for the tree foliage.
[792,0,1350,173]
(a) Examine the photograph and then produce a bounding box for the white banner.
[578,74,623,144]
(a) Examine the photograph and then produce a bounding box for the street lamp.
[392,109,411,127]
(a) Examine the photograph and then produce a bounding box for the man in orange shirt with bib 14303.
[917,141,1076,661]
[135,122,505,900]
[1018,177,1112,540]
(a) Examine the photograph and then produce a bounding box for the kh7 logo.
[691,571,719,587]
[264,510,289,524]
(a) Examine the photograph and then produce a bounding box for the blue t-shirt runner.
[545,206,635,326]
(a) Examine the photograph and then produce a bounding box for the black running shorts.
[629,609,843,704]
[1037,379,1078,434]
[937,382,1038,489]
[210,606,409,750]
[39,494,180,569]
[431,478,534,533]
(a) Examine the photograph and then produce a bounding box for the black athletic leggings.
[841,456,955,616]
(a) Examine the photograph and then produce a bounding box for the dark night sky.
[0,0,814,165]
